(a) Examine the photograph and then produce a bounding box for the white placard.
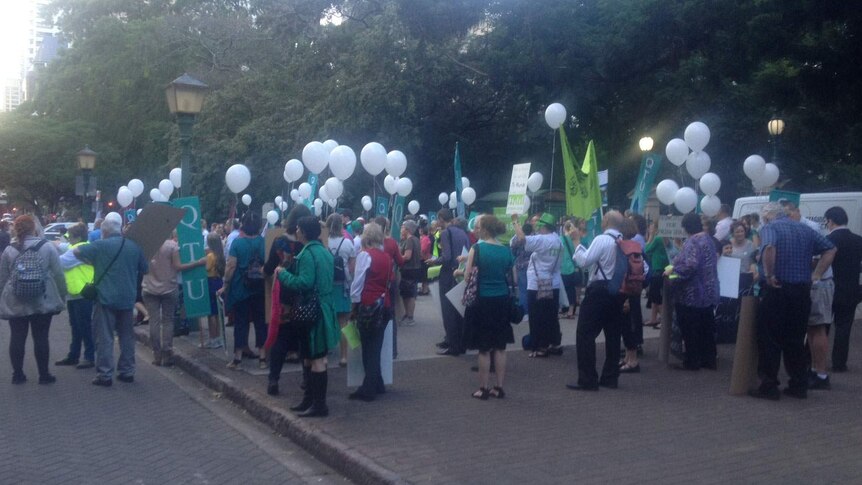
[717,256,741,299]
[347,321,393,387]
[506,162,532,215]
[657,215,686,239]
[445,280,467,317]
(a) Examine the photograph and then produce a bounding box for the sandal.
[258,358,268,370]
[471,388,490,400]
[226,359,241,370]
[528,351,548,358]
[490,386,506,399]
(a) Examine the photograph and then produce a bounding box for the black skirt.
[464,295,515,352]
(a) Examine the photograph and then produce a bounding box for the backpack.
[12,240,48,299]
[243,238,265,290]
[600,236,645,297]
[330,238,347,283]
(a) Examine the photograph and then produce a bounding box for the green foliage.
[1,0,860,220]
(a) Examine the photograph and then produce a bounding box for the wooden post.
[729,296,759,395]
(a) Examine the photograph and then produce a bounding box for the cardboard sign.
[657,215,686,239]
[506,163,531,215]
[171,197,211,319]
[125,203,185,261]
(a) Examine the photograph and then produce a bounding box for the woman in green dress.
[276,216,340,418]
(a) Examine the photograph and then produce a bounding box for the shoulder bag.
[287,247,321,332]
[80,238,125,300]
[357,253,392,331]
[462,243,480,307]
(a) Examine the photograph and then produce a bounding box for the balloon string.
[549,131,557,198]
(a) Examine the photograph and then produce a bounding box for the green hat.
[537,212,556,229]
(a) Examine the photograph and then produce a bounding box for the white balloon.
[225,164,251,194]
[298,182,312,199]
[329,145,357,180]
[385,150,407,177]
[324,177,343,199]
[169,168,182,189]
[461,187,477,205]
[361,196,372,211]
[665,138,689,167]
[280,201,288,211]
[699,172,721,196]
[117,187,133,208]
[275,196,283,207]
[383,175,397,195]
[700,195,721,217]
[408,200,420,215]
[674,187,698,214]
[656,179,680,205]
[360,142,387,176]
[241,194,252,206]
[128,179,144,198]
[302,141,329,174]
[438,192,449,206]
[158,179,174,198]
[313,198,323,210]
[461,177,470,189]
[396,177,413,197]
[684,121,711,152]
[758,163,780,187]
[685,151,711,180]
[527,172,544,193]
[136,209,142,215]
[523,194,531,212]
[327,198,338,208]
[448,192,457,209]
[290,189,300,201]
[544,103,567,129]
[318,184,330,202]
[266,210,279,225]
[284,159,304,183]
[314,206,322,217]
[149,188,164,202]
[322,139,339,153]
[743,155,766,181]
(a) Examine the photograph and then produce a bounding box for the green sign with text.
[171,197,211,319]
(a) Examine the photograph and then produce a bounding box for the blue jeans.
[93,303,135,380]
[517,268,529,315]
[66,298,95,362]
[232,293,265,353]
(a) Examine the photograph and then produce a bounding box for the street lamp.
[166,73,209,196]
[767,115,785,165]
[77,146,97,223]
[639,136,654,152]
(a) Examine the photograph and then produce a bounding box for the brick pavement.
[0,314,349,485]
[170,284,862,484]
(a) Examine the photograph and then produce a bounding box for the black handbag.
[81,238,125,300]
[288,249,321,331]
[506,269,524,324]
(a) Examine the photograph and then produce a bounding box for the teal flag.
[391,196,406,241]
[375,196,390,216]
[630,153,663,215]
[171,197,211,319]
[453,142,465,218]
[305,174,318,209]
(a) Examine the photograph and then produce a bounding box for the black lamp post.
[767,115,785,165]
[77,146,97,223]
[165,73,208,196]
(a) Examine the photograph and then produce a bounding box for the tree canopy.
[1,0,860,218]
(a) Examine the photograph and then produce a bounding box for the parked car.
[43,222,96,241]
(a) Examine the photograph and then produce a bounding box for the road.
[0,313,351,485]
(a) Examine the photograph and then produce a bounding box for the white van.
[733,192,862,235]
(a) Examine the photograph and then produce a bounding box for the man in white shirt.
[566,210,626,391]
[713,205,733,241]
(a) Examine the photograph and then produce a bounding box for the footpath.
[137,285,862,485]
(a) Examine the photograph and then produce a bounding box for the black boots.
[295,370,328,418]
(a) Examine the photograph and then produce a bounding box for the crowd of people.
[2,196,861,409]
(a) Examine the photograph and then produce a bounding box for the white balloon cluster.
[742,154,779,191]
[659,121,723,215]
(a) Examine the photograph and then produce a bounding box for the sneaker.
[92,377,112,387]
[55,357,78,366]
[808,374,831,390]
[38,374,57,385]
[205,338,224,349]
[76,360,95,369]
[402,316,416,326]
[226,359,241,370]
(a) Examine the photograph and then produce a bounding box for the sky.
[0,0,33,80]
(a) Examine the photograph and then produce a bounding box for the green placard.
[493,207,526,244]
[769,189,801,207]
[171,197,211,319]
[391,195,406,241]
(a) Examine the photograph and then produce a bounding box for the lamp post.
[77,146,97,223]
[165,73,209,196]
[767,115,785,165]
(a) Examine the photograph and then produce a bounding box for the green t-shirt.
[475,241,514,297]
[645,236,669,273]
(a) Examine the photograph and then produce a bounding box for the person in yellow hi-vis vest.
[55,223,96,369]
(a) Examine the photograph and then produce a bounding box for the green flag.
[561,129,602,219]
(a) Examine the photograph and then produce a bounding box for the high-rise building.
[22,0,60,102]
[2,79,22,112]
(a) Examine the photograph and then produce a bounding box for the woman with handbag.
[276,216,340,417]
[461,215,515,399]
[348,223,393,402]
[398,219,422,326]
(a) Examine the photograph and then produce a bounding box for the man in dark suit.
[825,206,862,372]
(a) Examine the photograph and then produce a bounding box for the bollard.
[729,295,759,395]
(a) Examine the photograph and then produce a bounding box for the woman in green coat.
[276,216,340,418]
